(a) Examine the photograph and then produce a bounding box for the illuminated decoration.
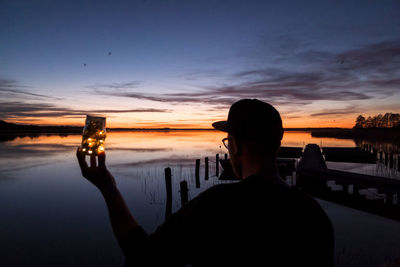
[98,145,105,153]
[81,115,106,155]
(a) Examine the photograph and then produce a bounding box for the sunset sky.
[1,0,399,128]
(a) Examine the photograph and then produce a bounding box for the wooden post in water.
[224,153,228,160]
[379,151,383,163]
[205,157,209,180]
[164,167,172,219]
[216,154,219,177]
[372,148,377,159]
[180,181,189,206]
[385,152,388,166]
[195,159,200,188]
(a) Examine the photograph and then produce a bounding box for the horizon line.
[0,120,353,131]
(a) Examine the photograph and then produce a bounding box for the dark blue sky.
[1,0,399,127]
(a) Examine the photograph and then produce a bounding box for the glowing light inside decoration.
[81,115,106,155]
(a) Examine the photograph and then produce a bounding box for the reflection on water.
[0,131,356,170]
[282,131,356,147]
[327,161,400,180]
[355,139,400,154]
[0,131,400,267]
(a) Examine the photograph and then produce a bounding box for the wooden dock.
[322,147,377,163]
[167,147,399,219]
[297,144,400,221]
[192,145,400,220]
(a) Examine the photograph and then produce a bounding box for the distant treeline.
[0,120,82,133]
[1,120,341,133]
[354,113,400,129]
[311,113,400,143]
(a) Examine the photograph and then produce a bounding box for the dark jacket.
[120,175,334,267]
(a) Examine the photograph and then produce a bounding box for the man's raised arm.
[76,148,138,242]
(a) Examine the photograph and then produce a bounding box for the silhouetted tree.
[354,115,366,128]
[354,113,400,129]
[391,113,400,128]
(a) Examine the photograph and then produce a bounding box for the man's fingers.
[90,154,97,169]
[98,151,106,169]
[77,147,89,171]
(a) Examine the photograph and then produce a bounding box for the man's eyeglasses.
[222,138,229,149]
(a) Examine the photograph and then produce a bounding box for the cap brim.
[212,121,228,132]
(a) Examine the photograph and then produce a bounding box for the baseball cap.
[212,99,284,141]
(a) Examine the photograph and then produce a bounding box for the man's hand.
[76,147,117,194]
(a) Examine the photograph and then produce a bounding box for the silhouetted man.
[77,99,334,266]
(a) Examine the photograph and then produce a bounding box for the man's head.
[212,99,284,178]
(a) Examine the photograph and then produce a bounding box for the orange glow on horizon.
[4,115,357,129]
[6,130,356,151]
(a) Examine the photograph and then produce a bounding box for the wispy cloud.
[95,90,238,106]
[173,69,222,81]
[335,40,400,75]
[87,81,140,90]
[89,108,169,113]
[0,79,62,100]
[93,72,373,107]
[0,101,170,120]
[311,106,360,117]
[92,40,400,116]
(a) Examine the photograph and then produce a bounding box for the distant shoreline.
[0,120,350,134]
[2,119,399,144]
[0,128,342,135]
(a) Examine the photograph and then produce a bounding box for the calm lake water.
[1,131,399,267]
